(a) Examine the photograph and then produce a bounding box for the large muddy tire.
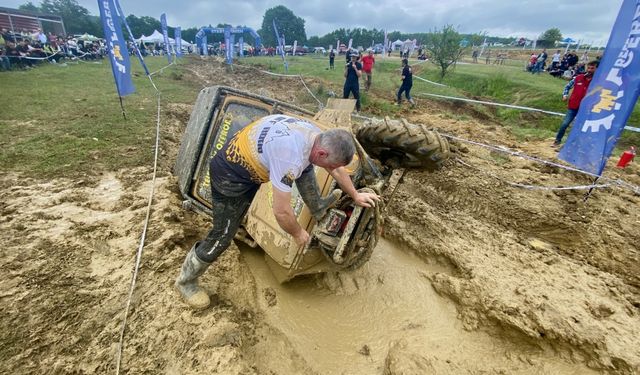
[354,117,450,171]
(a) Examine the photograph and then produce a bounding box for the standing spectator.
[485,49,491,64]
[553,61,599,146]
[36,29,47,45]
[361,49,375,91]
[472,48,479,63]
[329,49,335,69]
[0,45,9,71]
[550,49,561,70]
[567,50,579,68]
[395,59,415,107]
[343,51,362,112]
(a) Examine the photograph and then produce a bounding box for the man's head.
[402,58,408,66]
[586,61,598,75]
[310,129,355,170]
[368,50,373,56]
[350,51,359,61]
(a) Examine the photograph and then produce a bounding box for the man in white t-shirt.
[176,114,381,309]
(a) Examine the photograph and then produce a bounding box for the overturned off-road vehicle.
[175,86,450,282]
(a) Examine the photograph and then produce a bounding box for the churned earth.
[1,58,639,374]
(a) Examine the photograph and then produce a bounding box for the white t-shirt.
[256,115,319,192]
[213,114,319,194]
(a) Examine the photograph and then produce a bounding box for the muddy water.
[241,239,596,374]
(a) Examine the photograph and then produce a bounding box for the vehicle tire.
[354,117,450,171]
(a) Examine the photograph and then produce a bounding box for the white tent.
[137,30,166,43]
[391,39,404,50]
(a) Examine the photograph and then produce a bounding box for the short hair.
[402,58,408,65]
[587,60,599,67]
[316,128,355,166]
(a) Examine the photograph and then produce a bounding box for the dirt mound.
[2,58,639,374]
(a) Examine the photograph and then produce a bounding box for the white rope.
[114,73,163,375]
[149,60,176,76]
[415,91,640,133]
[414,75,448,87]
[298,75,323,110]
[455,158,613,191]
[417,92,566,116]
[352,112,640,195]
[233,62,323,110]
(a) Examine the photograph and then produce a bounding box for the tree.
[538,27,562,48]
[423,25,467,79]
[125,15,162,38]
[258,5,306,47]
[34,0,96,35]
[18,2,40,12]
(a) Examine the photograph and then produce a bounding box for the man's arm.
[563,78,575,100]
[355,63,362,77]
[328,167,380,207]
[272,187,309,246]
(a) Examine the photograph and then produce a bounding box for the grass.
[0,56,198,177]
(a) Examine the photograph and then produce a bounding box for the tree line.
[18,1,564,48]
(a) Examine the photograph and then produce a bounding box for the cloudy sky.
[4,0,624,45]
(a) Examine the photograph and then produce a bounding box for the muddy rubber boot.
[296,170,342,221]
[175,243,211,310]
[409,98,416,107]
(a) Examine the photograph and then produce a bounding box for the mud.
[1,58,639,374]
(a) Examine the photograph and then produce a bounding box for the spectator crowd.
[0,28,105,71]
[527,48,600,79]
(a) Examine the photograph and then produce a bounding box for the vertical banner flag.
[336,39,340,53]
[293,40,298,56]
[160,13,172,63]
[224,27,232,64]
[97,0,135,96]
[239,36,244,57]
[383,30,388,57]
[175,27,182,57]
[114,0,149,75]
[272,19,288,72]
[348,38,353,50]
[559,0,640,175]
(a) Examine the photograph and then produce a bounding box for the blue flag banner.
[559,0,640,175]
[175,27,182,57]
[272,19,288,72]
[114,0,149,75]
[224,27,232,64]
[97,0,135,97]
[160,13,172,63]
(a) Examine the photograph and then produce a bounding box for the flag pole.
[118,95,127,120]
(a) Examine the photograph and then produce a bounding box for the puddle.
[241,238,596,374]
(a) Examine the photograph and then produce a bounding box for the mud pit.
[1,58,639,374]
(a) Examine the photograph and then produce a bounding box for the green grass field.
[0,56,197,178]
[1,53,637,179]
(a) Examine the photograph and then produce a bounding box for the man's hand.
[562,95,568,102]
[352,191,381,208]
[293,228,310,247]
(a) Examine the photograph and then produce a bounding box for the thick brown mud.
[1,58,639,374]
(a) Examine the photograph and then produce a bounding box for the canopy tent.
[390,39,404,50]
[136,30,166,43]
[77,33,99,41]
[561,37,577,44]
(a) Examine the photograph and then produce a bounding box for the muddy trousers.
[194,186,258,263]
[343,83,361,111]
[397,84,413,103]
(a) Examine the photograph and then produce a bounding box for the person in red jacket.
[361,49,375,91]
[553,61,598,146]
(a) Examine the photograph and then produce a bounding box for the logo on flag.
[559,0,640,175]
[98,0,135,97]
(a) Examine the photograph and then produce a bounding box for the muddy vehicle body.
[174,86,449,282]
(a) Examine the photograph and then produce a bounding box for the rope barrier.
[114,61,170,375]
[353,112,640,195]
[416,92,567,116]
[149,60,176,76]
[455,158,613,191]
[233,62,324,110]
[413,75,448,87]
